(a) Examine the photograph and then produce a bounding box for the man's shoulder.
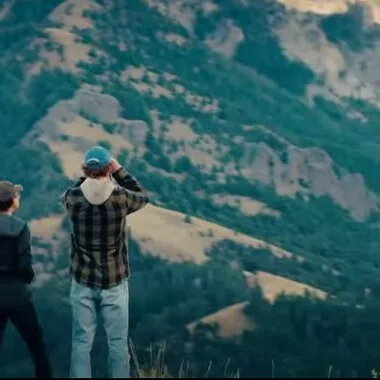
[64,177,86,193]
[65,184,85,199]
[0,215,28,237]
[10,216,29,235]
[10,214,27,224]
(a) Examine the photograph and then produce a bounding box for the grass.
[129,339,240,378]
[130,339,380,378]
[130,340,171,378]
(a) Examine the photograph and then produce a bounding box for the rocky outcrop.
[205,19,244,58]
[273,5,380,106]
[23,87,149,178]
[25,87,148,141]
[115,120,148,146]
[75,89,121,123]
[241,142,378,220]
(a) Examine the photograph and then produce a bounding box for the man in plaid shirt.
[62,145,148,378]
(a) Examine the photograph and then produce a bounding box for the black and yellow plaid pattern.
[62,168,148,289]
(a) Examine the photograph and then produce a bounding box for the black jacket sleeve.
[17,225,35,284]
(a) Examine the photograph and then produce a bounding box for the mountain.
[2,0,380,377]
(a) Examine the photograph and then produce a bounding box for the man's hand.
[110,158,122,174]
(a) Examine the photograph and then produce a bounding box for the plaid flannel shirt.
[62,167,148,289]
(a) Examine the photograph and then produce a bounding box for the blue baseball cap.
[83,145,112,169]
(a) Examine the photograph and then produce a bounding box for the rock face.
[240,143,378,220]
[75,89,122,124]
[116,120,148,146]
[205,19,244,58]
[26,87,149,141]
[22,87,149,178]
[273,6,380,106]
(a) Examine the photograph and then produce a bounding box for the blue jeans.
[69,278,130,378]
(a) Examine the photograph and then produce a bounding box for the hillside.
[187,270,328,338]
[187,302,252,338]
[29,196,333,302]
[2,0,380,377]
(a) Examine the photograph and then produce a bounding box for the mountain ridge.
[2,0,380,377]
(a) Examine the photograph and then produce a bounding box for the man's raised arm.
[111,159,149,214]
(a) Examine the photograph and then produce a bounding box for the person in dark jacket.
[0,181,53,378]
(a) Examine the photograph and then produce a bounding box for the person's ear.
[10,196,20,211]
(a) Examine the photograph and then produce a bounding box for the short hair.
[0,198,14,212]
[82,163,112,179]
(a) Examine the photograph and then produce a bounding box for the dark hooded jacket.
[0,214,34,308]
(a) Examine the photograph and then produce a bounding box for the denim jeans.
[69,278,130,378]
